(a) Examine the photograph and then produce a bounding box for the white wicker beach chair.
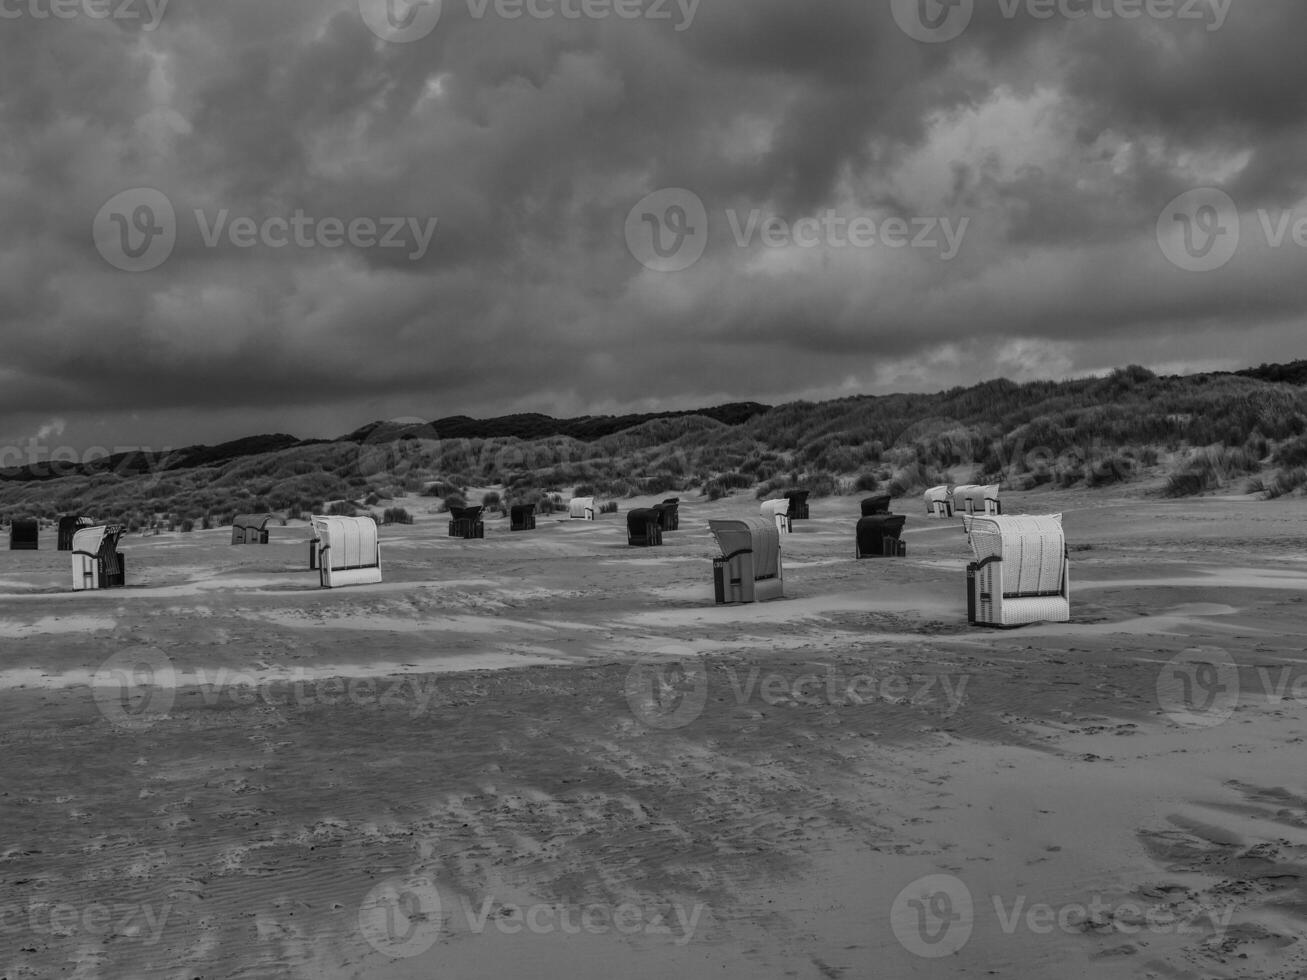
[311,516,382,588]
[966,514,1070,627]
[710,517,784,604]
[71,525,126,591]
[954,484,1001,517]
[759,498,792,534]
[924,485,954,518]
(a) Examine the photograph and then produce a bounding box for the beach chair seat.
[71,525,126,591]
[9,518,38,550]
[784,489,810,521]
[510,504,536,532]
[662,498,680,531]
[627,508,664,547]
[57,516,93,551]
[448,506,486,539]
[966,514,1069,627]
[860,494,892,517]
[654,499,680,532]
[312,516,382,588]
[231,514,273,545]
[759,499,792,534]
[954,484,1001,517]
[709,517,784,604]
[924,485,954,519]
[856,514,908,559]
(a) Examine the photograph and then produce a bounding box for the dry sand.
[2,488,1307,978]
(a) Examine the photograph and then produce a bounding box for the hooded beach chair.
[856,514,908,559]
[569,497,596,521]
[71,524,126,590]
[784,489,811,521]
[658,501,679,533]
[924,485,954,519]
[9,518,38,550]
[447,506,486,539]
[860,494,892,517]
[510,504,536,532]
[58,516,93,551]
[760,498,792,534]
[655,499,680,532]
[231,514,273,545]
[954,485,1001,517]
[311,515,382,588]
[627,508,664,547]
[709,517,784,604]
[966,514,1070,628]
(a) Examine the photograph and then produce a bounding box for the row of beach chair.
[925,484,1002,519]
[11,495,1070,628]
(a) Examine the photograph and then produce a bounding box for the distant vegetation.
[5,362,1307,527]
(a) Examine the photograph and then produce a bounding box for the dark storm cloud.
[2,0,1306,449]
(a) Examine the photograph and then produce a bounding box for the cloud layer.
[3,0,1305,448]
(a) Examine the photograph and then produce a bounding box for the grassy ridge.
[4,363,1307,529]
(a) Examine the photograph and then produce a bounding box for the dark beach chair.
[627,508,664,547]
[9,518,38,550]
[856,514,908,558]
[784,490,810,521]
[510,504,536,532]
[860,494,892,517]
[448,506,486,539]
[231,514,272,545]
[58,515,93,551]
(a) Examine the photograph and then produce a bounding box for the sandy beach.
[3,488,1307,979]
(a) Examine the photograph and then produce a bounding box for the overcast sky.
[2,0,1305,453]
